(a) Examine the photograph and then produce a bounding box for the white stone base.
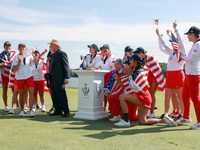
[73,70,109,120]
[73,106,108,120]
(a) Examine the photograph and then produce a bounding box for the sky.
[0,0,200,69]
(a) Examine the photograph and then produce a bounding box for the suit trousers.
[51,84,69,113]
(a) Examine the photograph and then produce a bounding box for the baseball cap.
[112,58,123,64]
[124,46,134,52]
[4,41,11,47]
[18,43,26,47]
[127,54,142,62]
[123,59,130,64]
[184,26,200,35]
[133,47,145,54]
[87,44,99,51]
[100,44,110,50]
[34,50,40,54]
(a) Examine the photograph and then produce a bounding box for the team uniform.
[80,54,101,69]
[180,39,200,127]
[12,55,34,89]
[129,68,151,108]
[108,73,138,122]
[30,58,45,90]
[158,30,185,89]
[96,54,116,86]
[0,51,17,83]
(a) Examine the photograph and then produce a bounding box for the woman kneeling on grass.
[114,54,177,127]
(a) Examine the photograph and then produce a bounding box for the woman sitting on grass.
[114,54,177,127]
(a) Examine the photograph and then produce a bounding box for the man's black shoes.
[49,111,62,116]
[62,112,70,117]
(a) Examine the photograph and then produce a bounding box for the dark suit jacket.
[50,49,70,84]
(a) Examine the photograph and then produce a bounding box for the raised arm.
[156,28,172,55]
[173,21,186,54]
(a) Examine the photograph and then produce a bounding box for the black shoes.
[48,109,70,117]
[62,112,70,117]
[49,110,62,116]
[159,113,165,119]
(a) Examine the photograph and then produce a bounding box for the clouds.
[0,0,198,46]
[0,0,200,68]
[0,19,194,47]
[0,1,63,25]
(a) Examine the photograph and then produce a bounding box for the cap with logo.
[112,58,123,64]
[87,44,99,52]
[127,54,142,62]
[124,46,134,52]
[133,47,145,54]
[18,43,26,47]
[184,26,200,35]
[4,41,11,47]
[100,44,110,50]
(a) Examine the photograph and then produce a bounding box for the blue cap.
[88,44,99,52]
[124,46,134,52]
[4,41,11,47]
[184,26,200,35]
[133,47,145,54]
[18,43,26,47]
[100,44,110,50]
[127,54,142,62]
[112,58,123,64]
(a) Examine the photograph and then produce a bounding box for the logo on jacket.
[82,83,90,97]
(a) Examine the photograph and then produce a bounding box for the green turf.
[0,88,199,150]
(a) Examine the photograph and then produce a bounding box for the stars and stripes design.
[118,74,135,94]
[152,19,159,25]
[110,67,149,94]
[110,79,125,95]
[146,55,165,91]
[0,51,17,78]
[104,68,125,95]
[131,68,150,92]
[171,32,182,63]
[171,32,180,51]
[8,71,15,88]
[104,71,117,94]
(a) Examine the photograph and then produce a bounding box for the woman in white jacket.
[156,22,185,120]
[80,44,100,70]
[178,26,200,130]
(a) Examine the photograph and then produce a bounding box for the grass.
[0,88,199,150]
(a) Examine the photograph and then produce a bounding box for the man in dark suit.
[48,39,70,117]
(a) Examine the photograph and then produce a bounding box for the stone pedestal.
[73,70,109,120]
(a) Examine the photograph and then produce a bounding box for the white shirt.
[30,58,45,81]
[95,54,116,71]
[158,30,185,71]
[81,54,101,69]
[182,40,200,75]
[12,55,34,80]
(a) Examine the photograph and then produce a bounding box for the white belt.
[186,73,200,75]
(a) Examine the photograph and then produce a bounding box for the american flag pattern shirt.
[129,68,150,93]
[0,51,17,78]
